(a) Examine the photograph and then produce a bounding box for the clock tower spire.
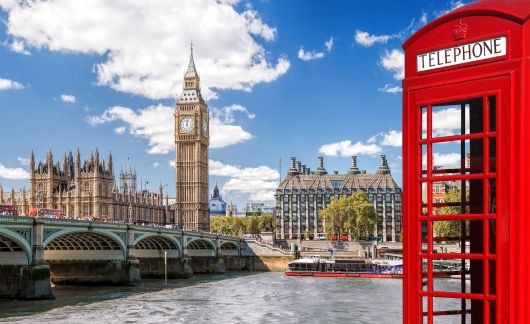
[175,45,210,231]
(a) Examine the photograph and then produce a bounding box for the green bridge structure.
[0,216,243,300]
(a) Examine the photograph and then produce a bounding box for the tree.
[320,192,377,241]
[433,188,468,240]
[210,214,276,236]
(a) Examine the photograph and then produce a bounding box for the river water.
[0,272,464,324]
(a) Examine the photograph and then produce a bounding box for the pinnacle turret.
[184,43,199,79]
[316,156,327,175]
[179,43,204,103]
[348,156,361,175]
[376,155,391,174]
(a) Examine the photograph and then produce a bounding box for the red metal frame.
[403,2,530,323]
[406,75,509,324]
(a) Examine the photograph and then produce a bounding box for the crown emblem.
[453,20,468,40]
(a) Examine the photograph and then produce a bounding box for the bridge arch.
[134,234,181,258]
[43,229,126,261]
[219,242,239,256]
[186,238,216,257]
[0,229,31,265]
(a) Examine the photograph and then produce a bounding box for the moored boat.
[285,256,403,279]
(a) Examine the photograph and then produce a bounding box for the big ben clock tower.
[175,46,209,231]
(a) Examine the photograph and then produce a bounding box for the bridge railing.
[0,215,241,242]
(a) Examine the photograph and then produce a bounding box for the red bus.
[329,234,349,241]
[28,208,64,219]
[0,204,19,216]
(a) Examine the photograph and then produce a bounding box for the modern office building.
[275,155,402,242]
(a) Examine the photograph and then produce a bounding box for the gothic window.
[83,182,92,194]
[83,203,91,216]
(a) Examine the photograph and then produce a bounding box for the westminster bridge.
[0,216,244,300]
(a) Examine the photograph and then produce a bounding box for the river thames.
[0,272,464,323]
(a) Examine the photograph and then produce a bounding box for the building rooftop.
[278,155,401,192]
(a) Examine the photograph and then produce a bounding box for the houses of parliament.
[0,48,210,231]
[0,149,171,224]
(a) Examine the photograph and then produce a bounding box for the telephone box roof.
[404,0,530,49]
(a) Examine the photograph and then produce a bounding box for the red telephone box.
[403,1,530,323]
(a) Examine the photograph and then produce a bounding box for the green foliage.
[210,214,275,236]
[320,192,377,241]
[434,188,467,239]
[439,188,467,215]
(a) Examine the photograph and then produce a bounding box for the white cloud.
[87,105,175,154]
[0,163,29,180]
[325,37,334,52]
[242,10,277,41]
[433,153,461,167]
[209,118,253,148]
[298,37,334,61]
[422,153,461,168]
[298,47,325,61]
[380,49,404,80]
[210,159,279,201]
[0,77,24,90]
[354,30,395,47]
[379,84,402,94]
[152,162,160,168]
[210,104,255,123]
[422,106,469,137]
[1,0,290,100]
[319,140,382,157]
[168,160,176,168]
[450,0,467,10]
[367,135,378,144]
[8,39,30,55]
[60,94,76,103]
[419,12,428,25]
[17,157,29,166]
[216,0,241,5]
[113,126,126,135]
[381,130,402,147]
[87,103,254,153]
[436,1,468,17]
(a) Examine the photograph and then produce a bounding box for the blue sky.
[0,0,468,209]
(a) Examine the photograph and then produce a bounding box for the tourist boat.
[285,257,403,279]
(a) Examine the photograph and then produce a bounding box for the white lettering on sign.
[417,36,507,72]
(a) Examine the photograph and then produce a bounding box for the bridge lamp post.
[128,203,132,224]
[164,251,168,288]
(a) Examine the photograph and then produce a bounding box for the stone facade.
[175,47,210,231]
[275,155,402,242]
[0,149,172,224]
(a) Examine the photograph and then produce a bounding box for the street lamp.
[128,203,132,224]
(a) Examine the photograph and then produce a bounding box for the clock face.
[202,119,208,134]
[179,116,194,133]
